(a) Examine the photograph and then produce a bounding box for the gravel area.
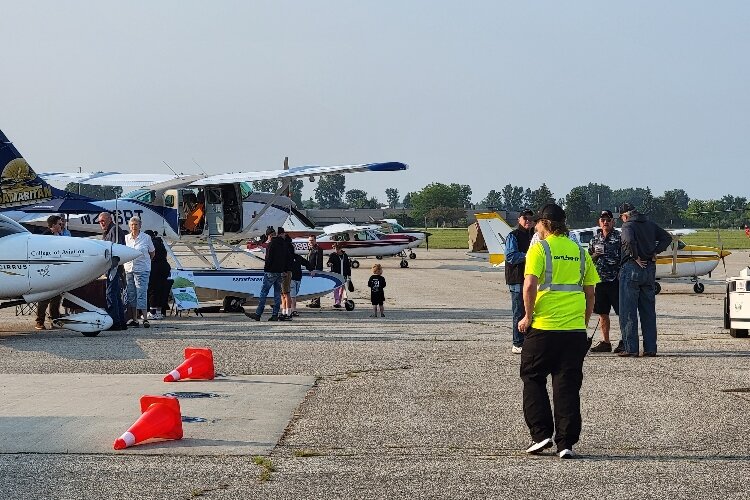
[1,249,749,499]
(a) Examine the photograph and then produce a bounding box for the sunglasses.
[599,217,612,221]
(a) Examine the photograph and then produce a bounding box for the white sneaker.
[511,346,523,354]
[559,448,576,459]
[147,312,156,320]
[525,437,553,454]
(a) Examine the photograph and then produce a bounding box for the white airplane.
[0,214,141,336]
[468,212,730,294]
[367,218,430,259]
[1,128,407,309]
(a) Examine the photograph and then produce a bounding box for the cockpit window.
[0,216,28,238]
[122,189,155,203]
[239,182,252,199]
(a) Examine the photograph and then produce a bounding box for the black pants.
[520,328,588,451]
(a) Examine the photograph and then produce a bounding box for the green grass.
[418,228,469,249]
[418,228,750,250]
[679,229,750,249]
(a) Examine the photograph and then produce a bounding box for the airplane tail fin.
[0,129,58,209]
[474,212,514,266]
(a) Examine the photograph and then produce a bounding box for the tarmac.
[1,249,749,499]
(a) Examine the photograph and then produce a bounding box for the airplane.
[366,218,431,259]
[1,128,407,309]
[248,223,418,268]
[468,212,730,294]
[0,213,141,336]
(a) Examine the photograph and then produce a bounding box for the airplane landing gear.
[400,259,409,268]
[693,282,705,293]
[223,296,245,313]
[375,255,383,260]
[409,252,416,259]
[654,281,662,295]
[344,299,355,311]
[351,259,360,269]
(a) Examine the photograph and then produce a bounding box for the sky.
[2,1,749,205]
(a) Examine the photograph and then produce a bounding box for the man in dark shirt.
[306,235,324,308]
[617,203,672,357]
[504,209,535,354]
[588,210,622,353]
[245,227,288,321]
[99,211,128,330]
[34,215,64,330]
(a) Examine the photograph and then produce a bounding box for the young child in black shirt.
[367,263,386,317]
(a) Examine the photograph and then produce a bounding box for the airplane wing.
[188,161,408,186]
[40,172,180,187]
[323,223,363,234]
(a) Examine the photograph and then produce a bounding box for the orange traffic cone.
[163,347,215,382]
[113,395,183,450]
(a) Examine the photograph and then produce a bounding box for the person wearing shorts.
[589,210,622,353]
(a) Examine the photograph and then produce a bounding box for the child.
[367,263,386,317]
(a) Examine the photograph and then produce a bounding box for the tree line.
[67,178,749,229]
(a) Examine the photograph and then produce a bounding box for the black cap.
[265,226,276,236]
[618,202,635,214]
[599,210,613,219]
[519,209,534,217]
[533,203,566,222]
[277,227,285,234]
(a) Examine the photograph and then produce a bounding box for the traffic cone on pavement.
[113,395,183,450]
[163,347,215,382]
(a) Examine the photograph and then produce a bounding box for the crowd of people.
[33,212,171,331]
[505,201,672,459]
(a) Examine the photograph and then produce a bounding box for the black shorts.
[371,291,385,306]
[593,280,619,315]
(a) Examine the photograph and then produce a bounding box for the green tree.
[314,174,346,208]
[410,183,470,222]
[528,183,555,210]
[501,184,525,211]
[385,188,400,208]
[564,187,592,227]
[252,179,280,193]
[402,192,413,209]
[663,189,690,210]
[345,189,378,209]
[65,183,122,199]
[426,207,467,227]
[288,179,304,207]
[302,197,318,209]
[480,189,503,209]
[582,183,614,212]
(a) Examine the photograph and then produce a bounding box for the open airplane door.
[205,187,224,236]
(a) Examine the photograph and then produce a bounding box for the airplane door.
[0,233,31,297]
[205,188,224,236]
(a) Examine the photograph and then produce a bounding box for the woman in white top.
[124,216,155,327]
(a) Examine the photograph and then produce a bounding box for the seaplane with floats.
[0,214,141,336]
[1,127,408,310]
[469,212,731,294]
[248,223,419,268]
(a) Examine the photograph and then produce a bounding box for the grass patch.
[252,456,276,482]
[293,449,324,457]
[680,229,750,249]
[418,228,468,249]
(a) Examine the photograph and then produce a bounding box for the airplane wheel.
[351,260,360,269]
[409,252,416,259]
[400,260,409,268]
[693,283,705,294]
[730,328,749,338]
[654,282,661,295]
[375,255,383,260]
[344,300,355,311]
[223,296,245,313]
[81,331,101,337]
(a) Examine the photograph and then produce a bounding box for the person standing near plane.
[306,235,324,308]
[617,203,672,357]
[124,216,155,328]
[245,227,288,321]
[517,203,599,459]
[327,242,352,308]
[34,215,64,330]
[504,209,535,354]
[99,211,128,330]
[588,210,623,353]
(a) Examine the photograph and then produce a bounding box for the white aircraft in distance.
[249,223,418,269]
[0,214,140,336]
[367,218,431,259]
[468,212,730,294]
[1,127,407,310]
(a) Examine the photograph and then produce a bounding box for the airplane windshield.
[0,216,28,238]
[240,182,252,198]
[122,189,155,203]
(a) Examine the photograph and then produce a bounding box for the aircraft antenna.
[162,161,179,176]
[191,158,208,176]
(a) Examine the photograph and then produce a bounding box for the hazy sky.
[2,1,748,204]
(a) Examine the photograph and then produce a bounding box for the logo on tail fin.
[1,131,54,208]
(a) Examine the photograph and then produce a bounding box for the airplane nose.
[111,243,142,264]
